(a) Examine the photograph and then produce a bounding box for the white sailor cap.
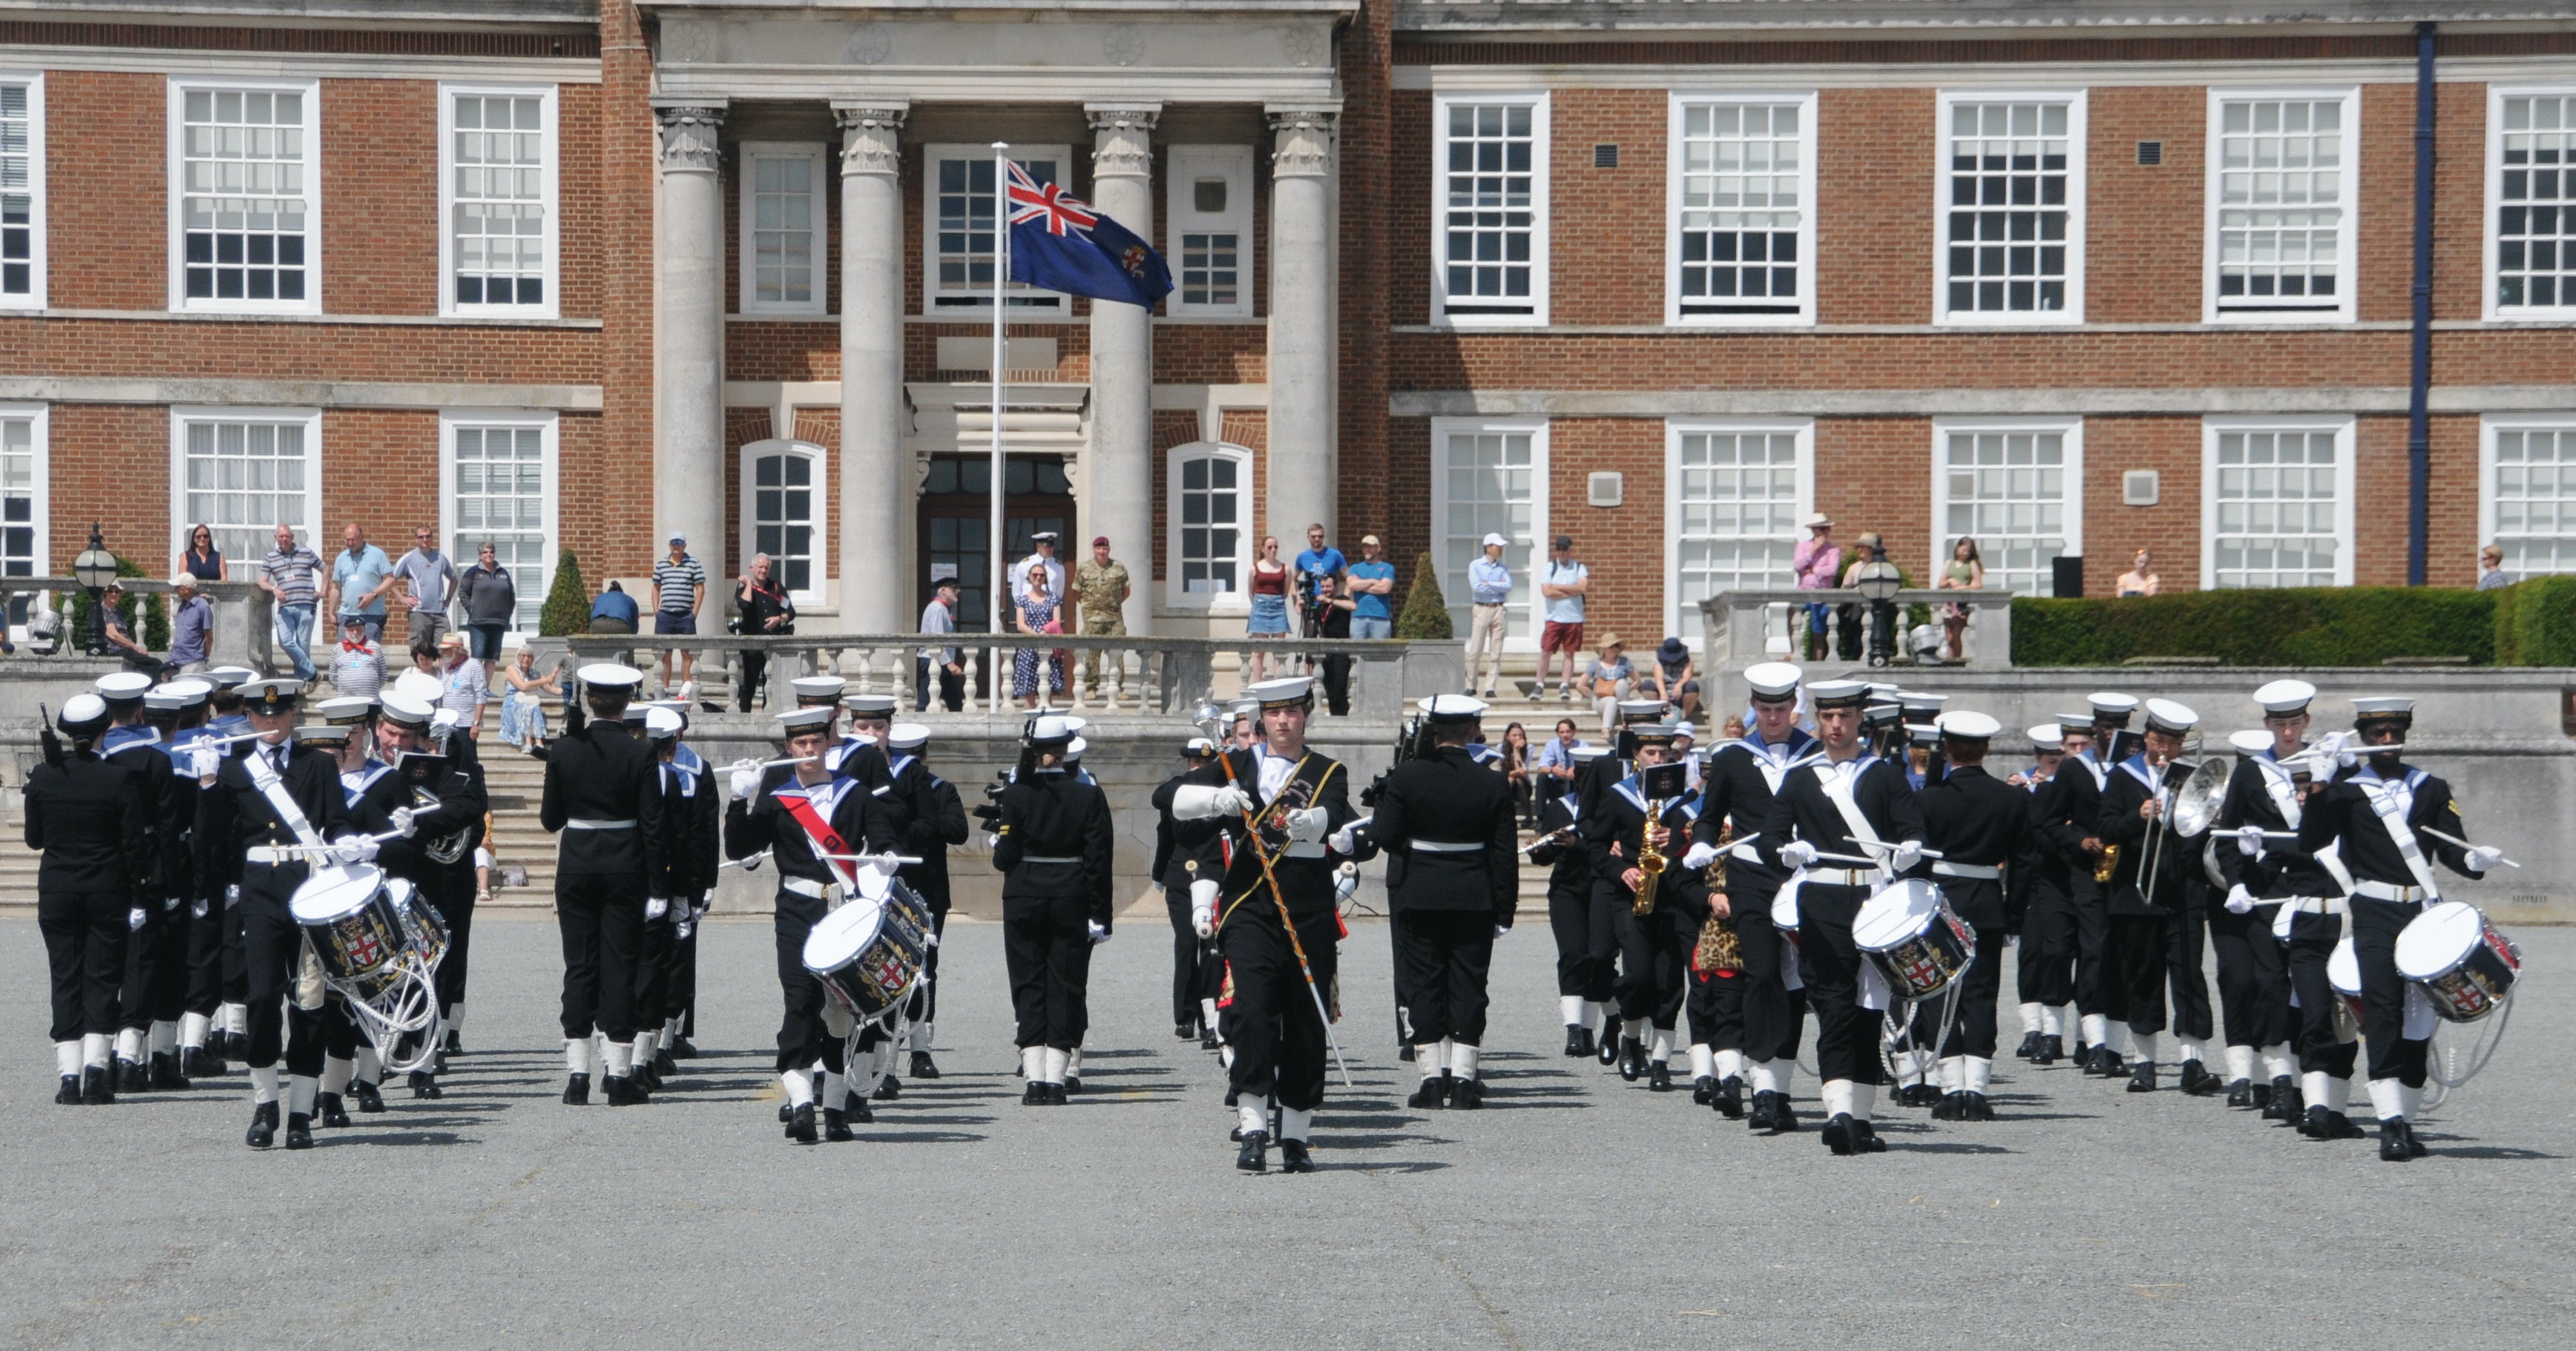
[1226,699,1261,718]
[2028,722,2068,748]
[1067,736,1088,760]
[2143,698,2199,736]
[620,703,650,726]
[2351,695,2415,723]
[1570,743,1610,763]
[2228,729,2273,755]
[1671,722,1697,742]
[1025,714,1077,744]
[1630,723,1683,746]
[1807,679,1871,709]
[789,675,847,703]
[775,706,836,734]
[1246,677,1313,708]
[2255,678,2317,716]
[577,663,645,690]
[843,694,898,716]
[2087,691,2140,723]
[644,706,684,739]
[298,721,352,746]
[2057,711,2097,735]
[1420,694,1488,721]
[1936,709,2002,741]
[313,695,377,726]
[206,665,259,689]
[645,699,689,729]
[391,670,445,707]
[378,690,437,731]
[1744,661,1802,701]
[889,723,931,752]
[95,671,154,703]
[1182,735,1218,757]
[1897,690,1949,714]
[239,677,303,714]
[57,694,110,734]
[1864,682,1902,698]
[145,681,211,711]
[1614,698,1669,723]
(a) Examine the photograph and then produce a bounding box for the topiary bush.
[539,548,588,637]
[2013,587,2496,666]
[2491,574,2576,666]
[1393,551,1453,640]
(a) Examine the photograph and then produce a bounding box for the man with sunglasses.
[391,525,459,648]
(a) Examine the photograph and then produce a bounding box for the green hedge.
[56,553,170,650]
[2012,587,2498,666]
[2491,574,2576,666]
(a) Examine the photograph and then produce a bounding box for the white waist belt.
[782,876,837,899]
[2353,881,2435,904]
[244,846,317,866]
[1410,840,1483,853]
[1019,855,1082,864]
[2280,896,2350,916]
[1932,861,2002,880]
[1804,867,1877,887]
[564,818,637,830]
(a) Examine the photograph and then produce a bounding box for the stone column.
[837,104,909,634]
[1085,103,1160,637]
[652,102,726,581]
[1266,106,1338,548]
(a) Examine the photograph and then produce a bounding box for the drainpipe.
[2408,22,2437,587]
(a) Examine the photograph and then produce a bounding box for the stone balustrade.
[1699,588,2017,672]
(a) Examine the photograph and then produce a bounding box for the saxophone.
[1693,826,1742,974]
[1633,795,1669,917]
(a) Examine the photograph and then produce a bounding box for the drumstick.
[817,852,925,866]
[1848,839,1945,860]
[2419,826,2520,869]
[719,851,770,871]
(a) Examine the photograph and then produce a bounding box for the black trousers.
[556,870,645,1042]
[904,901,950,1028]
[634,910,674,1033]
[1393,910,1496,1047]
[771,895,838,1074]
[2018,884,2078,1008]
[737,650,769,713]
[669,916,700,1030]
[1795,881,1883,1085]
[185,895,228,1018]
[222,890,248,1005]
[2351,897,2431,1087]
[239,862,317,1071]
[1219,909,1340,1112]
[2109,910,2214,1042]
[1164,887,1203,1025]
[1919,919,2007,1059]
[1592,880,1687,1030]
[2208,903,2293,1051]
[39,888,128,1042]
[2282,909,2358,1077]
[1002,894,1094,1051]
[119,902,185,1032]
[1318,653,1351,717]
[1718,875,1799,1062]
[1545,877,1611,1003]
[2070,881,2111,1018]
[433,881,476,1016]
[916,657,965,713]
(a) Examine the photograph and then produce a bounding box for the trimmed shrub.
[2492,574,2576,666]
[2013,587,2496,667]
[1393,552,1453,640]
[57,553,169,650]
[539,548,588,637]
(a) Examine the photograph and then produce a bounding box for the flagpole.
[989,142,1009,643]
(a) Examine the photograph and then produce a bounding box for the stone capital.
[1087,104,1161,181]
[652,102,726,175]
[1266,106,1338,180]
[835,104,910,179]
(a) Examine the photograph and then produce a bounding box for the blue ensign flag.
[1003,160,1174,309]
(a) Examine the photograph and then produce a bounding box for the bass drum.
[2396,901,2523,1025]
[803,893,930,1024]
[289,865,408,1002]
[1853,878,1974,1002]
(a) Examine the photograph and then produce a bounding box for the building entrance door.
[918,454,1074,636]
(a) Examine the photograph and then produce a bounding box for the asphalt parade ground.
[2,912,2570,1350]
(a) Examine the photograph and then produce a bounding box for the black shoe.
[79,1065,112,1105]
[1747,1090,1781,1133]
[1692,1075,1715,1105]
[1772,1094,1802,1133]
[786,1102,817,1145]
[2265,1078,2304,1123]
[2378,1119,2415,1163]
[2250,1078,2274,1111]
[1397,1041,1415,1062]
[1451,1077,1484,1111]
[1177,1020,1198,1041]
[351,1079,385,1113]
[603,1074,648,1105]
[2096,1050,2126,1079]
[2225,1078,2254,1108]
[114,1058,147,1094]
[320,1091,353,1127]
[1850,1118,1887,1153]
[444,1030,464,1055]
[653,1048,677,1076]
[149,1052,189,1092]
[1649,1062,1675,1093]
[1932,1091,1965,1121]
[410,1070,444,1100]
[1407,1077,1448,1110]
[2034,1036,2063,1065]
[2126,1061,2158,1094]
[1045,1082,1069,1105]
[850,1099,875,1124]
[778,1099,795,1122]
[1023,1081,1048,1106]
[876,1074,904,1101]
[431,1048,448,1076]
[2069,1040,2092,1070]
[634,1062,662,1093]
[246,1100,278,1148]
[667,1035,697,1059]
[2327,1111,2367,1140]
[1200,1028,1220,1051]
[564,1074,592,1105]
[1062,1074,1081,1095]
[285,1113,314,1149]
[823,1108,855,1143]
[1618,1039,1646,1082]
[2014,1031,2045,1059]
[1564,1025,1591,1058]
[1237,1130,1269,1174]
[1278,1139,1315,1174]
[1597,1018,1623,1066]
[2178,1060,2219,1096]
[1821,1112,1857,1155]
[1962,1091,1995,1122]
[1899,1083,1944,1109]
[1714,1076,1745,1119]
[2403,1119,2428,1158]
[1223,1087,1239,1108]
[183,1046,228,1079]
[911,1052,940,1079]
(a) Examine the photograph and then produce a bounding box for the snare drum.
[803,896,930,1023]
[2396,901,2523,1024]
[384,876,450,970]
[289,865,408,1001]
[2326,936,2366,1032]
[1853,878,1975,1002]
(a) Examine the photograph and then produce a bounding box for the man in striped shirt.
[652,535,707,694]
[257,522,326,682]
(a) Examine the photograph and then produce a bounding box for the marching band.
[24,659,2527,1171]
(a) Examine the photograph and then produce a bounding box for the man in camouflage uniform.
[1074,536,1131,697]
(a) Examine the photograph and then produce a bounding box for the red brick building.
[4,1,2573,657]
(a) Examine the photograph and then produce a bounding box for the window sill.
[20,306,603,329]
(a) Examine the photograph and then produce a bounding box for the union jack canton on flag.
[1004,160,1174,309]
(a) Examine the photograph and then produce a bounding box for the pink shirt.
[1793,538,1841,590]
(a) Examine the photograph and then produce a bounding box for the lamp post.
[72,524,118,657]
[1853,553,1904,669]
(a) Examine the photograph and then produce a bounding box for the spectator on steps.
[588,579,639,634]
[1649,637,1700,720]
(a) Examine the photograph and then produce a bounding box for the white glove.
[191,896,208,919]
[1888,841,1925,873]
[729,764,763,801]
[331,835,379,866]
[1779,839,1819,870]
[225,884,240,911]
[1189,878,1219,939]
[674,919,694,941]
[1494,924,1511,939]
[867,852,903,876]
[2466,845,2504,873]
[390,806,420,839]
[1680,841,1720,871]
[2224,884,2255,915]
[190,745,221,780]
[1329,821,1364,855]
[163,895,182,913]
[1287,807,1330,843]
[128,906,146,931]
[982,833,1001,850]
[645,895,669,921]
[2237,824,2267,858]
[1087,919,1111,945]
[1172,783,1253,820]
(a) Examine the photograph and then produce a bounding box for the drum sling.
[778,783,862,903]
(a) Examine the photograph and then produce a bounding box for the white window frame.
[0,401,49,639]
[1166,145,1254,319]
[1933,88,2086,327]
[924,142,1069,315]
[438,410,557,630]
[0,72,47,310]
[1666,91,1816,329]
[2479,412,2576,578]
[168,406,324,579]
[1430,415,1551,651]
[1431,92,1550,329]
[1664,418,1813,648]
[737,140,827,318]
[2203,86,2359,325]
[1927,416,2086,597]
[168,76,323,316]
[1163,439,1254,612]
[2483,85,2576,322]
[438,82,559,320]
[2201,415,2356,590]
[739,437,828,608]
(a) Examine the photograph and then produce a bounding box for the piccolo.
[1522,826,1578,855]
[728,755,820,772]
[2419,825,2521,869]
